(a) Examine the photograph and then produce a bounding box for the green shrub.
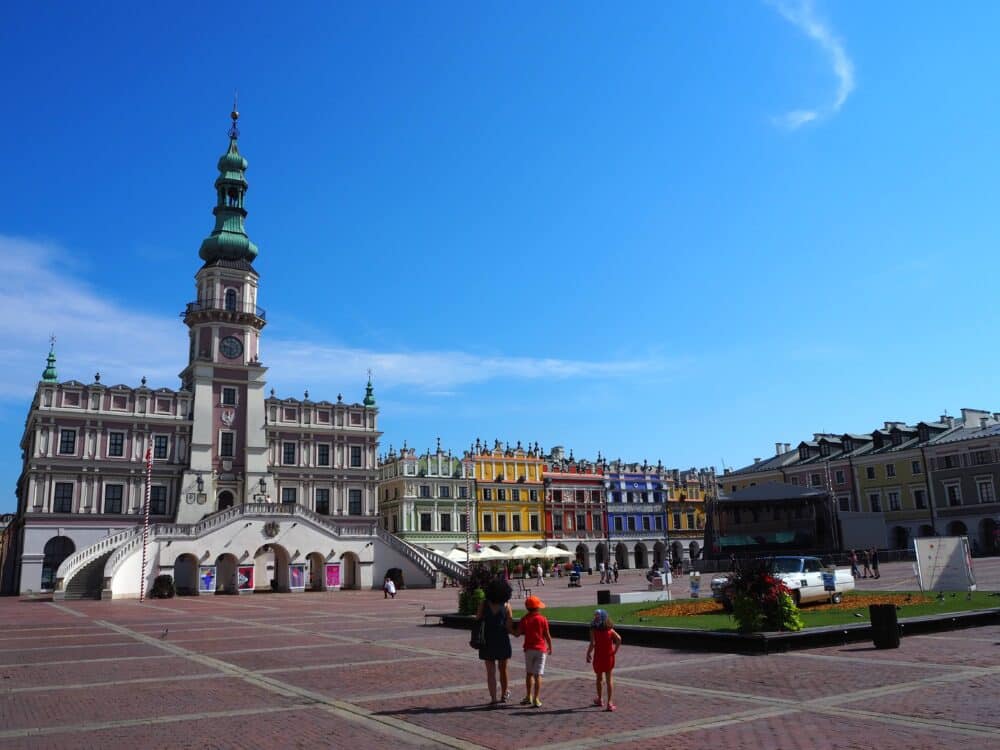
[459,587,485,615]
[728,558,803,633]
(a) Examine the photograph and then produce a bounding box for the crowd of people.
[847,548,881,579]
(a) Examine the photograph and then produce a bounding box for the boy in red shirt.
[516,595,553,707]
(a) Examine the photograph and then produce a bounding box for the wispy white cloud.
[768,0,855,129]
[0,235,672,401]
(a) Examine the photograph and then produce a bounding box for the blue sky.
[2,2,1000,512]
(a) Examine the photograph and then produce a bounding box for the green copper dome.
[363,377,376,407]
[199,110,259,264]
[41,343,57,382]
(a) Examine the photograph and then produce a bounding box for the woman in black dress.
[475,577,514,705]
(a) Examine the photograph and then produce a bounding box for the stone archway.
[42,536,74,591]
[947,520,968,537]
[634,542,648,569]
[217,491,235,511]
[595,542,607,567]
[614,542,628,569]
[307,552,326,591]
[671,540,684,566]
[893,526,909,550]
[215,553,238,594]
[981,518,998,555]
[254,544,290,592]
[575,544,590,570]
[174,553,199,595]
[340,552,360,589]
[653,541,666,568]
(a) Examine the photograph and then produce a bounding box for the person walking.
[516,595,552,708]
[534,562,545,586]
[598,560,606,584]
[848,549,860,579]
[870,548,880,579]
[586,609,622,711]
[612,561,619,584]
[383,575,396,599]
[860,549,872,579]
[475,578,514,706]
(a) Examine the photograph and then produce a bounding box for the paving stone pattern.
[0,561,998,749]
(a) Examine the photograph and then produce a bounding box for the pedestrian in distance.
[515,595,552,708]
[870,548,880,579]
[475,577,514,706]
[598,560,606,584]
[383,575,396,599]
[848,549,860,579]
[861,549,872,579]
[586,608,622,711]
[535,562,545,587]
[612,561,619,584]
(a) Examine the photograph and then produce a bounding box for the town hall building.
[1,110,462,598]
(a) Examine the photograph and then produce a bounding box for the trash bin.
[597,589,611,605]
[869,603,900,649]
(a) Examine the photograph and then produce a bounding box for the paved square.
[0,562,998,749]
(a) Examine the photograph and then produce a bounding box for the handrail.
[55,526,143,590]
[182,298,266,320]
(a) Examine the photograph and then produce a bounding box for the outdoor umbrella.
[470,547,509,562]
[538,545,572,559]
[445,548,470,563]
[507,545,538,560]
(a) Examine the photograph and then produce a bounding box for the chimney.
[753,457,761,464]
[784,443,791,453]
[980,417,989,429]
[775,442,784,456]
[962,408,990,427]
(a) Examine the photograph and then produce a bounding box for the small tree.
[458,564,493,615]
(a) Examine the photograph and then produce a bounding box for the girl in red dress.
[586,608,622,711]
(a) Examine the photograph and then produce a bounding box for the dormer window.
[820,443,830,457]
[843,439,852,452]
[799,446,808,460]
[891,432,902,446]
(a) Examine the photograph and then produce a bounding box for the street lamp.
[196,473,204,493]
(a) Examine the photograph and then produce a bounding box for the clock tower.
[178,107,272,523]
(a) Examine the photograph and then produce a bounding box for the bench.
[422,612,449,626]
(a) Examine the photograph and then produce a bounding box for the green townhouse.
[377,441,476,554]
[851,418,955,550]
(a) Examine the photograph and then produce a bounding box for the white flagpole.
[139,442,152,602]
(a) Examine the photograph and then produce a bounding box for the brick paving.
[0,561,997,749]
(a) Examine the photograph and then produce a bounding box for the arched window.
[224,288,237,312]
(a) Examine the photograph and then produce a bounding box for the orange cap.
[524,595,546,610]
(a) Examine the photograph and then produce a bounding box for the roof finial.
[229,91,240,139]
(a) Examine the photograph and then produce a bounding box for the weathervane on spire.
[229,91,240,139]
[49,333,56,349]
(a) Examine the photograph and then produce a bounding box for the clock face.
[219,336,243,359]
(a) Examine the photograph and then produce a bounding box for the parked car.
[710,555,855,610]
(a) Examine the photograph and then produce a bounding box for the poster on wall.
[198,566,216,594]
[325,563,341,588]
[289,564,306,590]
[237,565,255,592]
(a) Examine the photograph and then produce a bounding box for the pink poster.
[325,563,340,588]
[237,565,254,591]
[289,564,306,590]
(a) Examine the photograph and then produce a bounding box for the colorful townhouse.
[666,467,714,562]
[541,447,606,569]
[922,409,1000,554]
[603,461,671,569]
[377,441,476,553]
[470,439,545,549]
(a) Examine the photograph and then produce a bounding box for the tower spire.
[363,369,376,407]
[41,335,58,382]
[198,105,258,264]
